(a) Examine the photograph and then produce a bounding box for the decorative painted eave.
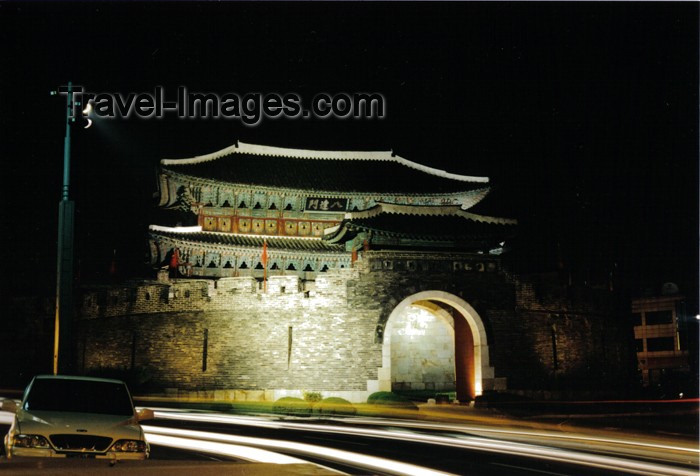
[161,141,489,184]
[161,168,490,199]
[344,202,517,226]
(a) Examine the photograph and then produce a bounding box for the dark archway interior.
[454,311,476,401]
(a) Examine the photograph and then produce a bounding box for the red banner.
[169,248,180,269]
[261,240,268,293]
[261,239,268,267]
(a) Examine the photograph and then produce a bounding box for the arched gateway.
[375,291,494,402]
[73,141,627,403]
[149,141,513,400]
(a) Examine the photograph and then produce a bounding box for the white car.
[3,375,153,460]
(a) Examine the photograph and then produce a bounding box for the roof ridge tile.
[161,141,489,184]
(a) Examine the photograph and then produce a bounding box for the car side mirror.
[136,408,155,421]
[2,399,18,414]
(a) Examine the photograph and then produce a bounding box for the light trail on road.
[345,416,699,455]
[145,409,699,476]
[147,409,698,458]
[143,424,455,476]
[146,433,316,465]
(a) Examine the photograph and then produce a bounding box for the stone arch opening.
[373,291,494,402]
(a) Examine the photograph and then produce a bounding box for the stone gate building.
[76,142,629,402]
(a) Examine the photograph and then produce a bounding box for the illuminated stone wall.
[78,271,380,401]
[75,253,630,401]
[387,307,455,391]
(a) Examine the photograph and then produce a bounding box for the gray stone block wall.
[75,253,630,400]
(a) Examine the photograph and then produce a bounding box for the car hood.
[16,410,144,440]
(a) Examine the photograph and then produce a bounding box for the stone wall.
[495,273,630,394]
[77,271,381,402]
[388,306,456,391]
[75,252,631,401]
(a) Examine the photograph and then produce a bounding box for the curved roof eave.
[148,225,347,253]
[345,202,518,226]
[161,168,491,200]
[161,141,489,184]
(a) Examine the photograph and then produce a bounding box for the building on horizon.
[632,290,690,388]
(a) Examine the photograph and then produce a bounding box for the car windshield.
[23,378,134,416]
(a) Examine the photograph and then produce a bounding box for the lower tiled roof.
[346,214,515,241]
[150,228,345,252]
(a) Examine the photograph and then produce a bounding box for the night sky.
[0,2,697,306]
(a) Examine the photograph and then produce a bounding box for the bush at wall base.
[315,397,357,416]
[273,397,313,416]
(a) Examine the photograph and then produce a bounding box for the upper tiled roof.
[149,225,345,252]
[161,142,489,194]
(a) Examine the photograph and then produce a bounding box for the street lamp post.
[53,81,77,375]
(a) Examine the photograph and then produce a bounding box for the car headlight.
[110,439,148,452]
[12,434,51,449]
